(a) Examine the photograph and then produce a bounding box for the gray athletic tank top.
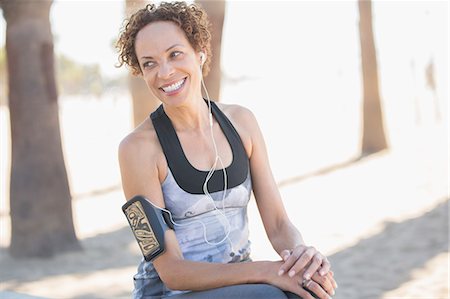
[132,101,252,299]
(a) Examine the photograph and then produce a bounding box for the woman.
[117,2,337,298]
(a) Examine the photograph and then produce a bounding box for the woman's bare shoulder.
[118,118,169,200]
[215,102,257,127]
[215,102,259,157]
[118,118,164,167]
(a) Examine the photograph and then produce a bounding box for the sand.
[0,94,448,299]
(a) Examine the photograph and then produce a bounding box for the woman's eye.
[143,61,155,69]
[170,51,182,58]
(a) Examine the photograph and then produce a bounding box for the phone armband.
[122,195,174,262]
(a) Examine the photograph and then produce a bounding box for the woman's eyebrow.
[141,44,184,60]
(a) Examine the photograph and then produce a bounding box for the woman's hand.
[265,261,335,299]
[278,246,335,285]
[304,270,336,297]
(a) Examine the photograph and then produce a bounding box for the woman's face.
[135,21,203,107]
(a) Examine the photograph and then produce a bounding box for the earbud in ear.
[200,52,205,65]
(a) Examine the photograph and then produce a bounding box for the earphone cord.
[147,71,232,249]
[200,73,232,245]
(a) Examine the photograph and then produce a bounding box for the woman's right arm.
[118,130,328,299]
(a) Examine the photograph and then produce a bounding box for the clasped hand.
[278,245,337,298]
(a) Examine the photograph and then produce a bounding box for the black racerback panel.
[151,101,249,195]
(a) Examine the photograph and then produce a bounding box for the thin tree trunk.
[197,0,225,101]
[126,0,160,127]
[358,0,388,155]
[1,0,81,257]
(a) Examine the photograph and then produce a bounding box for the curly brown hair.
[116,1,212,76]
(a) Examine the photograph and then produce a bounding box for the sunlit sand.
[0,1,448,298]
[0,86,447,298]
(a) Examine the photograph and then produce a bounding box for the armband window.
[122,195,174,261]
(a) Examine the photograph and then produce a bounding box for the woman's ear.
[199,51,206,67]
[200,53,205,64]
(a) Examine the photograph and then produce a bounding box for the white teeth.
[162,78,185,93]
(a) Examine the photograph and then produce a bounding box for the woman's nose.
[158,61,175,79]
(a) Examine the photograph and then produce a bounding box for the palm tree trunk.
[358,0,388,155]
[196,0,225,101]
[1,0,81,257]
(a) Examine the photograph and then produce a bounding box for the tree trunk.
[126,0,160,127]
[196,0,225,101]
[1,0,81,258]
[358,0,388,155]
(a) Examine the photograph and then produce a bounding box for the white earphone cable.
[200,69,231,245]
[147,62,233,249]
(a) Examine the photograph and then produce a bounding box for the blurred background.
[0,0,448,298]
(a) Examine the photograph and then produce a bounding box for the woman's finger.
[318,257,331,276]
[287,247,317,278]
[303,279,332,299]
[311,272,335,296]
[302,252,323,280]
[278,246,306,276]
[280,249,291,261]
[329,271,338,289]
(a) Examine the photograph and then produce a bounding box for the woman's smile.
[159,77,187,95]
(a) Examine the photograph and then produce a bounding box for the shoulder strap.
[151,102,248,194]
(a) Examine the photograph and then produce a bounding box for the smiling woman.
[115,2,337,299]
[116,2,212,77]
[134,22,203,107]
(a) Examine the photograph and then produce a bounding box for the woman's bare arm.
[118,119,329,299]
[228,105,336,294]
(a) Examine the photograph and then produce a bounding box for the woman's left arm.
[235,106,333,283]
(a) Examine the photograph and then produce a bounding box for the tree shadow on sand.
[1,192,447,298]
[329,198,449,299]
[0,226,140,284]
[277,155,364,188]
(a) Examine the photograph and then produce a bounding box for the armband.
[122,195,174,262]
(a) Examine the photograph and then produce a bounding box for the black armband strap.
[122,195,174,261]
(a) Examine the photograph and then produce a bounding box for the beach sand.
[1,1,449,298]
[0,94,448,299]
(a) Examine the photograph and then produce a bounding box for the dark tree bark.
[196,0,225,101]
[126,0,160,127]
[0,0,81,257]
[358,0,388,155]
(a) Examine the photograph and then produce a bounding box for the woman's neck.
[163,96,211,132]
